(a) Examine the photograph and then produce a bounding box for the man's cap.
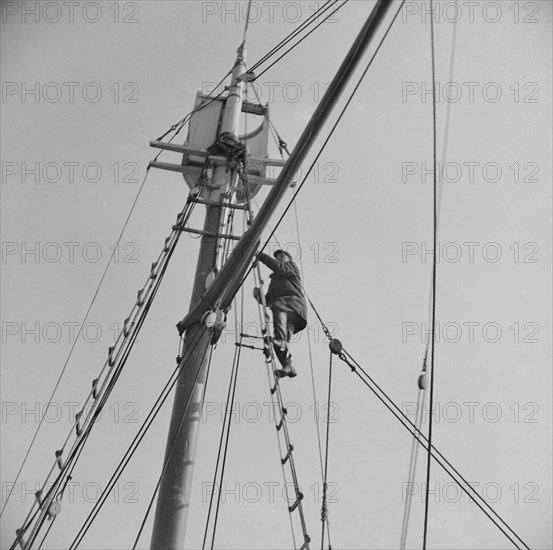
[274,249,292,260]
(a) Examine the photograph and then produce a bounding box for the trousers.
[271,307,302,368]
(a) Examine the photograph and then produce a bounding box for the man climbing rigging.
[254,249,307,378]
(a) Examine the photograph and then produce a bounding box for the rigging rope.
[201,265,245,549]
[293,205,332,549]
[252,1,350,81]
[292,183,326,486]
[437,1,458,221]
[208,319,243,549]
[35,510,57,550]
[201,339,240,549]
[248,0,343,75]
[403,5,458,547]
[423,1,438,547]
[399,355,427,549]
[320,349,334,550]
[304,297,530,550]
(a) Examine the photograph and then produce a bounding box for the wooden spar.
[151,1,394,549]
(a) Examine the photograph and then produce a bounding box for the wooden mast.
[149,42,249,550]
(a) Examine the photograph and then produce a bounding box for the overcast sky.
[1,1,552,549]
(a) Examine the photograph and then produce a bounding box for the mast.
[149,44,248,549]
[151,1,393,548]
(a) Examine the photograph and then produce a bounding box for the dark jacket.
[258,252,307,331]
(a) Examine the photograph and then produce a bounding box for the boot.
[276,364,297,378]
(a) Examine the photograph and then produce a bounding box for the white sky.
[1,1,552,549]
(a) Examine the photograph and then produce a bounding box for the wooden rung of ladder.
[281,444,294,465]
[75,411,83,436]
[174,227,241,241]
[288,491,304,513]
[235,342,264,351]
[55,450,64,469]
